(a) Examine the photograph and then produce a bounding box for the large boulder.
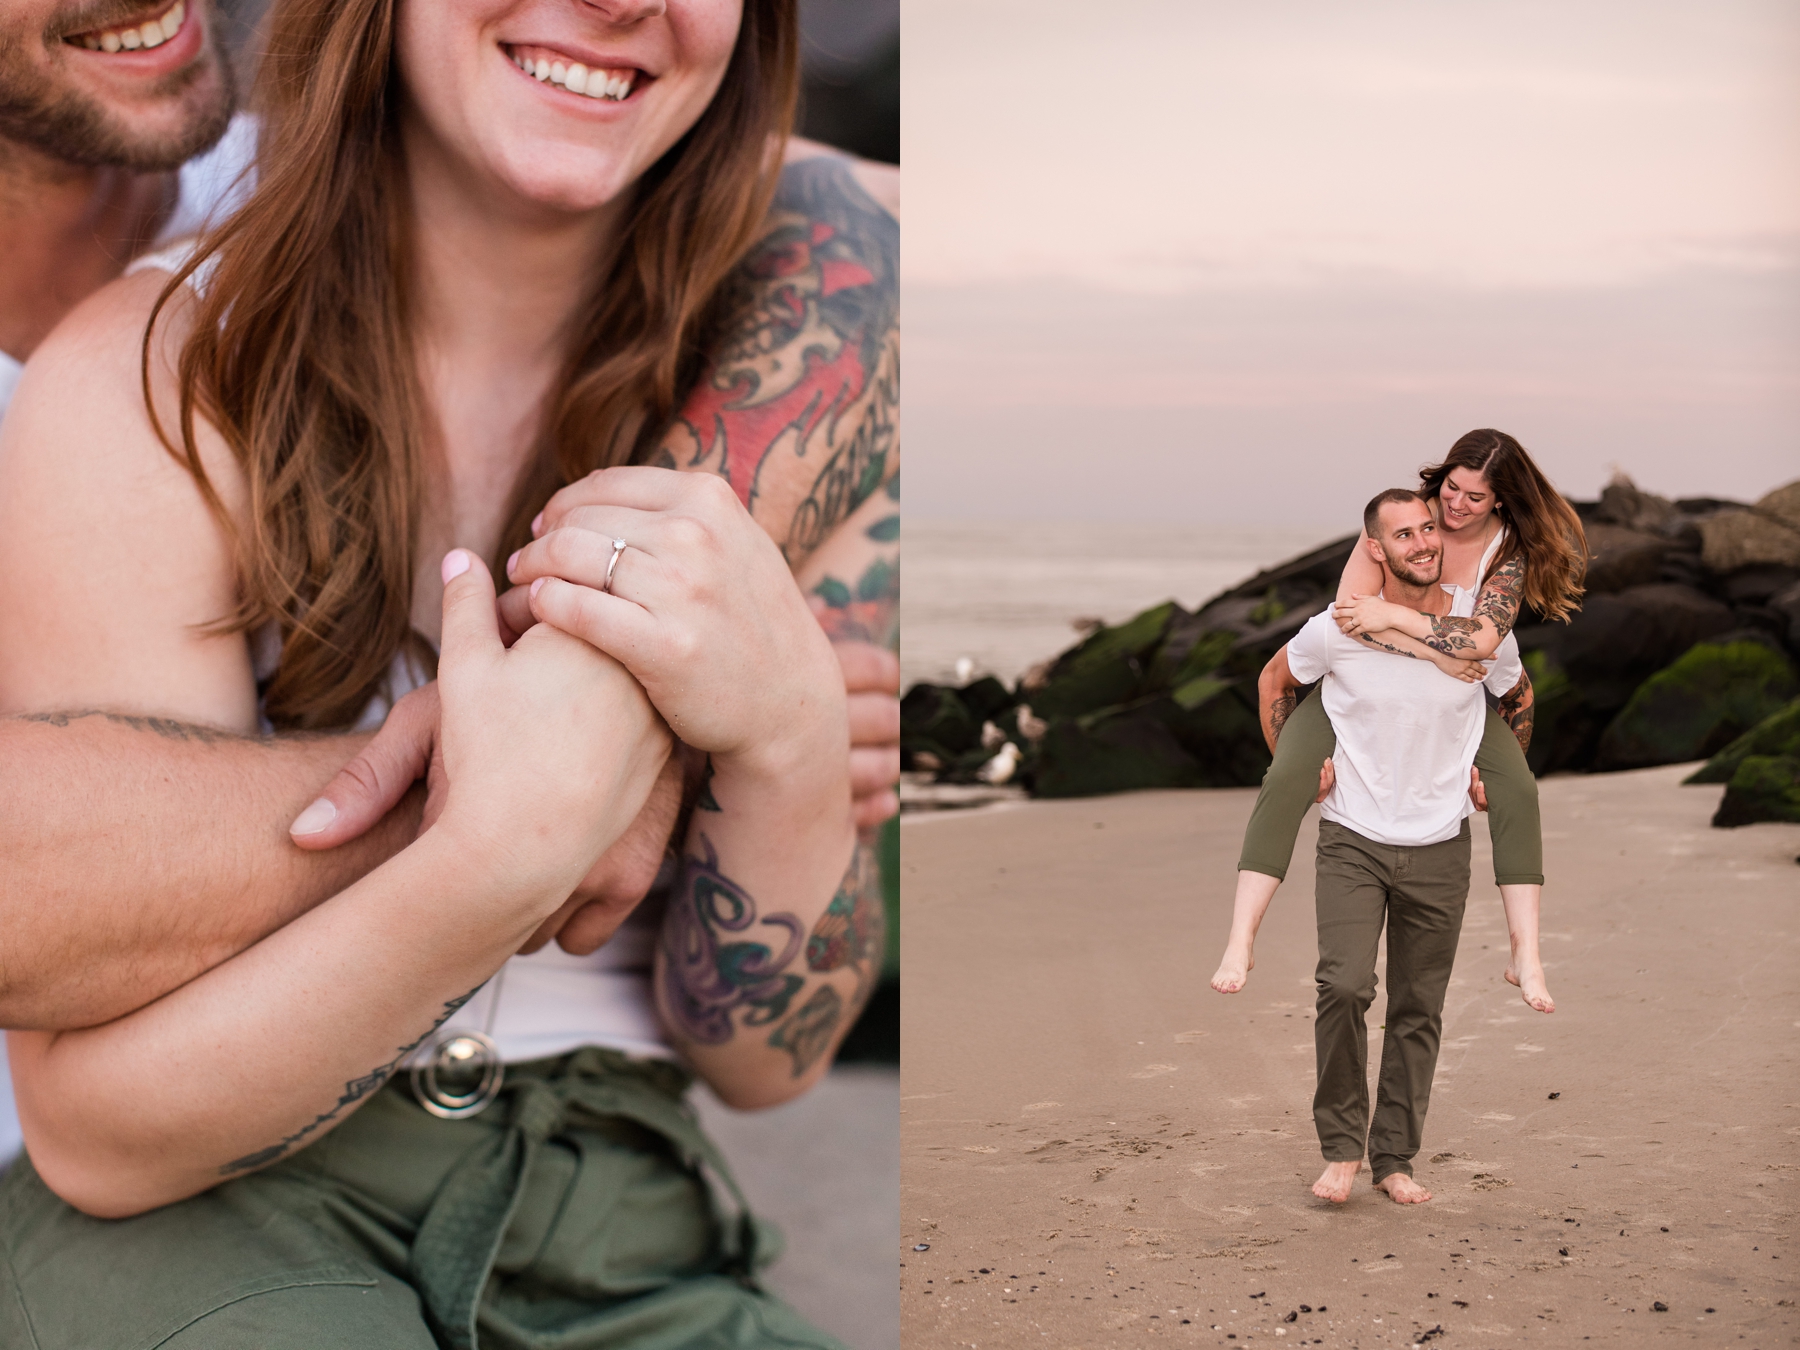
[1593,472,1678,534]
[901,676,1015,771]
[1593,638,1799,771]
[1032,677,1268,798]
[1697,481,1800,573]
[1539,583,1738,711]
[1684,697,1800,784]
[1771,580,1800,651]
[1581,522,1673,594]
[1024,601,1177,721]
[1710,755,1800,828]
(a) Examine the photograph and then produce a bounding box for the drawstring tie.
[407,1059,764,1350]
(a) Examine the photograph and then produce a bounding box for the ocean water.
[902,520,1336,691]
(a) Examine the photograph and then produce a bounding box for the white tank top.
[128,241,676,1067]
[1440,522,1508,611]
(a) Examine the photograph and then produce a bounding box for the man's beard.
[1382,547,1442,589]
[0,25,235,171]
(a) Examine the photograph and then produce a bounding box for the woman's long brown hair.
[147,0,798,729]
[1419,428,1587,623]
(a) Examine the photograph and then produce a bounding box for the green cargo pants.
[0,1047,842,1350]
[1312,819,1471,1183]
[1238,687,1544,885]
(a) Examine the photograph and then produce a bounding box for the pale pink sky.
[905,0,1800,524]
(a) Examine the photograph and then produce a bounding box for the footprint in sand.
[1514,1043,1546,1053]
[1173,1031,1208,1044]
[1022,1101,1060,1111]
[1479,1112,1515,1122]
[1131,1064,1179,1079]
[1227,1094,1262,1108]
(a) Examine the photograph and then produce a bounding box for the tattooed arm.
[1495,669,1535,755]
[651,147,895,1107]
[1256,646,1303,755]
[1335,555,1526,661]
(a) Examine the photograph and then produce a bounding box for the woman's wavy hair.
[148,0,798,729]
[1420,428,1587,623]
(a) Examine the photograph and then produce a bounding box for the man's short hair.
[1364,488,1424,539]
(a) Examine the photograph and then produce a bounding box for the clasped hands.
[1333,593,1486,685]
[290,468,899,954]
[1310,758,1490,810]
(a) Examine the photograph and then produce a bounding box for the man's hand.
[1316,758,1335,804]
[1469,766,1488,811]
[1333,593,1407,638]
[833,636,900,833]
[1430,651,1488,683]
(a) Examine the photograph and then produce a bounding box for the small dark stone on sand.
[1284,1311,1297,1323]
[1706,1307,1715,1313]
[979,1267,990,1273]
[1384,1253,1395,1259]
[1318,1305,1327,1312]
[1300,1305,1312,1312]
[1652,1301,1669,1312]
[913,1243,930,1251]
[1560,1247,1570,1256]
[1250,1291,1265,1298]
[1548,1092,1561,1099]
[1660,1226,1669,1232]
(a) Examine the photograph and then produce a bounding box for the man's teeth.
[77,0,184,51]
[508,48,635,100]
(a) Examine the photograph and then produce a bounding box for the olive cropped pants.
[0,1047,841,1350]
[1237,689,1544,886]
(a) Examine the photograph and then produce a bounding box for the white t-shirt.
[0,115,258,1168]
[1285,588,1524,849]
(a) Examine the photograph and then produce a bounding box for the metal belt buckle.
[410,1029,505,1119]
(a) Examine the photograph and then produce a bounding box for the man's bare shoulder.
[658,140,899,568]
[784,136,899,218]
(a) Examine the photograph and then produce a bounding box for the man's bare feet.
[1210,946,1254,994]
[1311,1159,1361,1203]
[1504,960,1555,1013]
[1375,1172,1432,1204]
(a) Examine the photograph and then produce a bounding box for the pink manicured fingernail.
[530,511,544,536]
[290,798,337,836]
[441,550,470,582]
[530,577,546,599]
[506,549,520,577]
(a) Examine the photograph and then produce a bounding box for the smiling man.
[0,0,246,388]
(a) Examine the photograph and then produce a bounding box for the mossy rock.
[1684,697,1800,784]
[1593,639,1799,771]
[1028,601,1177,720]
[1033,703,1206,797]
[1711,754,1800,827]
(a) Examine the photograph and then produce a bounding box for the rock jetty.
[902,475,1800,825]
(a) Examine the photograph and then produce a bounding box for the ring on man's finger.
[602,538,627,594]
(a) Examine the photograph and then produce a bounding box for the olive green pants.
[1237,688,1544,885]
[0,1047,841,1350]
[1313,819,1470,1182]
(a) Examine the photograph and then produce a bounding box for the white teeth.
[564,63,588,94]
[508,47,634,100]
[533,58,549,80]
[549,61,566,84]
[161,2,182,40]
[120,28,141,48]
[100,30,121,51]
[139,20,163,46]
[82,35,100,48]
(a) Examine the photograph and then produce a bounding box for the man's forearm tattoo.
[1473,555,1525,640]
[14,708,273,746]
[767,986,842,1078]
[1267,688,1298,746]
[1497,670,1535,754]
[218,984,481,1175]
[662,154,899,570]
[1354,633,1422,659]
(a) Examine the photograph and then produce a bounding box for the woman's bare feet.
[1375,1173,1432,1204]
[1210,945,1254,994]
[1311,1159,1361,1203]
[1504,959,1555,1013]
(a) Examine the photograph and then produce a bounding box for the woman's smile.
[502,41,648,103]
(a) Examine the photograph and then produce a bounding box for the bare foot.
[1210,946,1254,994]
[1311,1160,1362,1203]
[1375,1173,1432,1204]
[1504,960,1555,1013]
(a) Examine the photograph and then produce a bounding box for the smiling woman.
[0,0,895,1346]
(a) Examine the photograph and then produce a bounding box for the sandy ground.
[900,764,1798,1349]
[695,1066,899,1350]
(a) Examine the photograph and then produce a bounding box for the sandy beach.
[899,764,1798,1347]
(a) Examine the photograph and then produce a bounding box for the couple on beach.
[1209,429,1588,1207]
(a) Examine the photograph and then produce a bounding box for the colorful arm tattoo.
[657,154,899,572]
[1496,669,1535,755]
[1472,555,1526,641]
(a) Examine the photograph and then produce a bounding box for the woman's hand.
[506,468,849,783]
[1333,593,1410,638]
[433,548,674,908]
